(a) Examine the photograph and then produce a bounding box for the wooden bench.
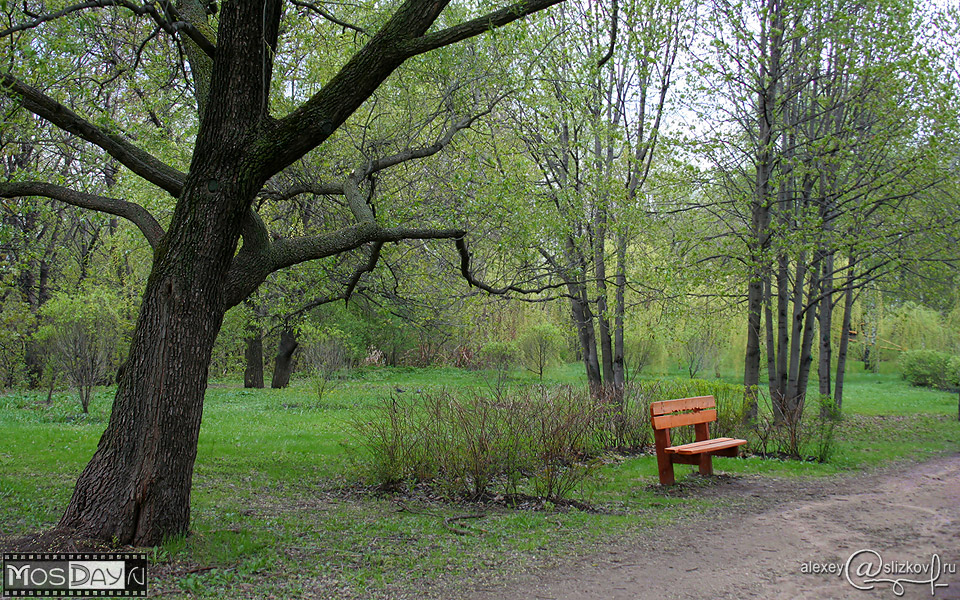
[651,396,747,485]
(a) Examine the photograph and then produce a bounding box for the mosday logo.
[2,553,147,597]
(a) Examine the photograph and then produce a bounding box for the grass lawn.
[1,364,958,598]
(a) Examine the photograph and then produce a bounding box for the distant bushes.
[352,376,844,501]
[352,379,758,502]
[352,386,604,502]
[899,350,960,390]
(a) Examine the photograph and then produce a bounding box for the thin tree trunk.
[743,0,782,423]
[571,290,602,394]
[595,226,615,389]
[271,329,299,389]
[833,260,856,413]
[764,273,777,400]
[787,255,821,418]
[743,271,765,423]
[818,251,835,397]
[561,237,602,395]
[779,254,808,422]
[774,252,790,407]
[244,331,264,388]
[612,229,627,392]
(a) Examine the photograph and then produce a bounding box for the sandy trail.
[470,454,960,600]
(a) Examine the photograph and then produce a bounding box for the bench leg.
[657,453,675,485]
[698,454,713,477]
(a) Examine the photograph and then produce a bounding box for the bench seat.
[666,437,746,455]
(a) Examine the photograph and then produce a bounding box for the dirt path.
[469,454,960,600]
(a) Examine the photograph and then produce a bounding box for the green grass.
[1,363,958,598]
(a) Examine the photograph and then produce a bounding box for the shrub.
[899,350,955,390]
[477,340,521,399]
[947,356,960,390]
[477,341,521,370]
[750,392,839,461]
[0,295,35,388]
[352,386,601,503]
[36,287,129,412]
[591,382,653,451]
[299,324,354,404]
[519,323,564,382]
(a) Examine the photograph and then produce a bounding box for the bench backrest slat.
[650,396,718,431]
[651,408,717,430]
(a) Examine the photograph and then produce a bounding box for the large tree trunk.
[57,0,280,545]
[12,0,563,551]
[58,191,244,545]
[271,328,299,389]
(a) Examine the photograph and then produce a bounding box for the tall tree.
[695,0,958,421]
[506,0,686,396]
[1,0,562,545]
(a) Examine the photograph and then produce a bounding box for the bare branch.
[401,0,565,57]
[596,0,618,68]
[259,183,346,201]
[0,181,164,248]
[456,237,567,296]
[161,3,217,58]
[344,241,383,301]
[289,0,368,35]
[363,101,503,176]
[0,0,216,58]
[0,72,187,196]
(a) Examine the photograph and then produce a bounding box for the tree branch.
[0,0,216,58]
[259,182,345,201]
[0,181,164,248]
[0,73,187,196]
[271,223,466,271]
[400,0,565,57]
[222,222,466,308]
[363,101,503,176]
[253,0,561,181]
[289,0,368,35]
[344,241,383,301]
[596,0,618,68]
[456,237,567,296]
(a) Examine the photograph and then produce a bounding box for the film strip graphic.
[2,553,148,597]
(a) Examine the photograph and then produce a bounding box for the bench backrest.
[650,396,717,430]
[650,396,717,448]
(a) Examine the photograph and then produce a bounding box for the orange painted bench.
[651,395,747,485]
